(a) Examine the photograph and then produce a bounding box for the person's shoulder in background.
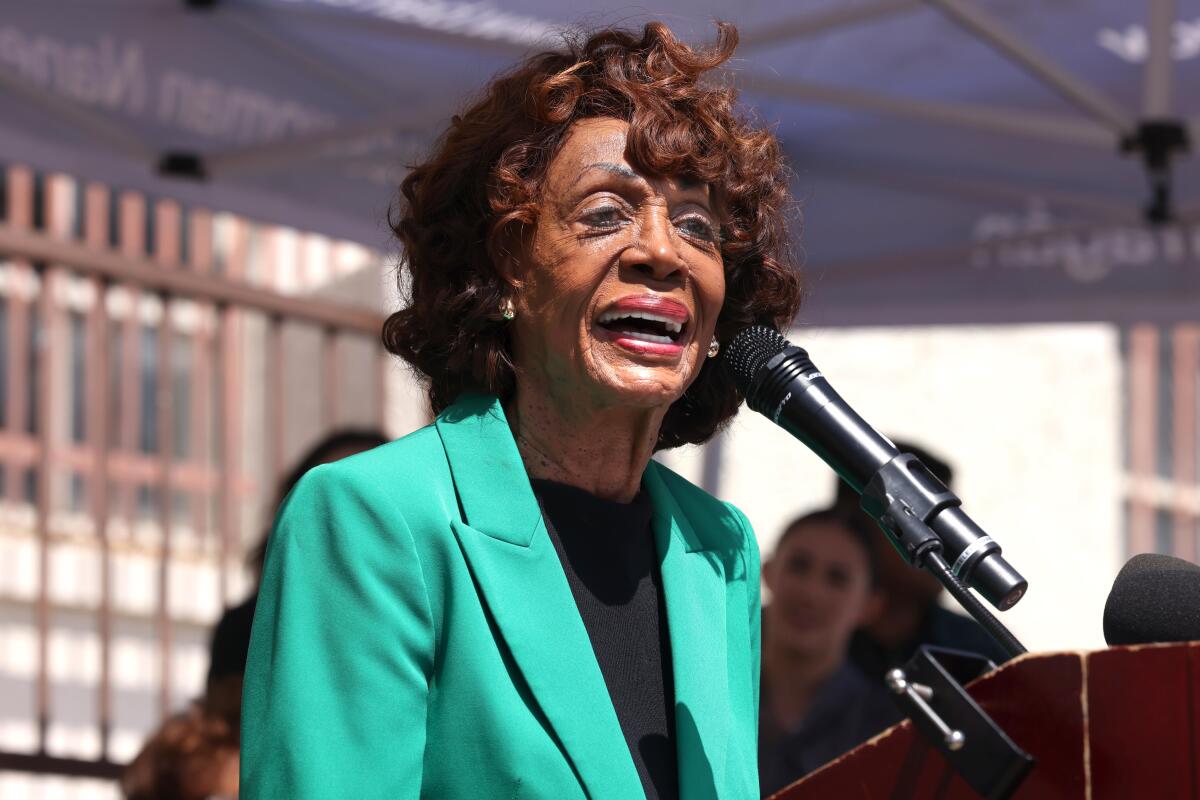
[849,605,1011,679]
[207,594,257,689]
[922,605,1012,665]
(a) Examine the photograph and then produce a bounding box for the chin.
[781,631,836,659]
[583,341,701,409]
[598,365,694,409]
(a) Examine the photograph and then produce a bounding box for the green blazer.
[241,392,761,799]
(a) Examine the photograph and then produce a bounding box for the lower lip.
[596,327,686,358]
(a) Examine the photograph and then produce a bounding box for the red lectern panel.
[774,642,1200,799]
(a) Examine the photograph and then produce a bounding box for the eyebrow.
[573,162,711,202]
[575,162,641,185]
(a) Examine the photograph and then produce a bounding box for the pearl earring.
[707,338,720,358]
[500,298,515,321]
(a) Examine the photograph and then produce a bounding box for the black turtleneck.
[531,479,678,800]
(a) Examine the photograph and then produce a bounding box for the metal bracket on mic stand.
[886,646,1034,800]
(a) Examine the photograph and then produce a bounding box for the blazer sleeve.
[730,503,762,738]
[241,463,435,799]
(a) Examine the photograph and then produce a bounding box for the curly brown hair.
[385,21,801,449]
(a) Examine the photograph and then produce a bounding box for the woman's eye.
[826,567,850,590]
[677,215,718,242]
[786,554,812,576]
[581,207,623,229]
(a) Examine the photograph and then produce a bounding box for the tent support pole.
[737,72,1113,148]
[739,0,922,51]
[1144,0,1176,117]
[924,0,1134,134]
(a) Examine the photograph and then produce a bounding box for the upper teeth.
[598,309,684,334]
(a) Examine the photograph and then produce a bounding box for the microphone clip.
[861,453,959,567]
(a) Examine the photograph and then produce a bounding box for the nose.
[620,205,688,284]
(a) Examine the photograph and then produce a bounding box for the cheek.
[830,590,868,628]
[522,232,613,330]
[692,261,726,342]
[776,573,818,604]
[526,233,585,300]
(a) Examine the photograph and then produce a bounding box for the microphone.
[722,326,1028,611]
[1103,553,1200,646]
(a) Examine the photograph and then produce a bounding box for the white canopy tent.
[1,0,1196,325]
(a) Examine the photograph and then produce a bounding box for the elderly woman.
[241,21,800,800]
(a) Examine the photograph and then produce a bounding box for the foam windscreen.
[1102,553,1200,646]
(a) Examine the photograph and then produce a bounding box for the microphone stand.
[862,465,1035,799]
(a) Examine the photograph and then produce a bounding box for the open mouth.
[595,309,686,345]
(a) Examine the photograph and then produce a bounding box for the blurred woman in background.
[759,509,901,796]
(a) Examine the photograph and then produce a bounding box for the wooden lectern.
[773,642,1200,799]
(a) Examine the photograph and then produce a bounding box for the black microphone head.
[721,325,790,396]
[1103,553,1200,646]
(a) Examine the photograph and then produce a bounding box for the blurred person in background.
[758,508,901,796]
[121,429,387,800]
[837,441,1009,679]
[120,703,239,800]
[242,20,801,800]
[206,428,390,722]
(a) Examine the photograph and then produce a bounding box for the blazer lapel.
[435,394,645,800]
[644,462,732,800]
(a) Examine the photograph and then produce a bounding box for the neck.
[762,635,843,730]
[508,385,665,503]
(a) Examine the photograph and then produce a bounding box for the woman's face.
[764,521,879,659]
[509,117,726,412]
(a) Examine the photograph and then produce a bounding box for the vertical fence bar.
[156,296,174,719]
[154,199,179,719]
[267,316,285,494]
[219,217,246,601]
[217,306,236,603]
[189,211,214,556]
[35,173,70,756]
[84,180,114,762]
[4,166,33,505]
[1173,325,1199,562]
[322,328,339,428]
[40,173,73,757]
[118,192,145,534]
[91,300,113,759]
[35,263,55,755]
[1128,324,1159,555]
